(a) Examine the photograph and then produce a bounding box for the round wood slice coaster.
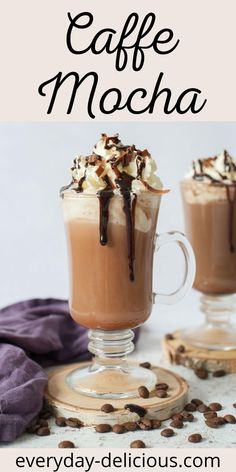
[45,362,188,425]
[163,331,236,373]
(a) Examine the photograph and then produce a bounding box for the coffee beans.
[55,417,67,427]
[123,422,138,431]
[165,333,174,340]
[124,404,147,417]
[172,413,183,421]
[36,427,50,436]
[112,424,126,434]
[191,398,203,406]
[182,412,194,422]
[26,424,41,434]
[138,419,153,430]
[95,424,112,433]
[38,419,48,427]
[185,403,197,412]
[170,419,184,429]
[65,418,81,428]
[138,386,149,399]
[197,404,210,413]
[233,403,236,409]
[130,440,146,448]
[209,403,222,411]
[101,404,115,413]
[188,433,202,443]
[195,368,208,380]
[156,383,169,391]
[58,441,75,448]
[156,390,167,398]
[205,417,225,428]
[139,362,151,369]
[204,411,217,419]
[213,370,226,378]
[224,414,236,424]
[176,345,185,353]
[152,419,162,429]
[161,428,174,437]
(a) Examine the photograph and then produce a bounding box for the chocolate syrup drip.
[115,172,136,281]
[226,185,236,253]
[98,189,114,246]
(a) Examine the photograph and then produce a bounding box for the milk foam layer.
[62,194,160,233]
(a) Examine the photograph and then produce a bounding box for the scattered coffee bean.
[58,440,75,448]
[37,419,48,427]
[170,419,184,429]
[130,440,146,448]
[26,424,41,434]
[101,404,115,413]
[152,419,162,429]
[36,427,50,436]
[123,422,138,431]
[55,417,67,427]
[124,404,147,417]
[209,403,222,412]
[182,412,194,422]
[165,333,174,340]
[233,403,236,409]
[161,428,174,437]
[205,417,225,428]
[213,370,226,378]
[138,419,153,430]
[95,424,112,433]
[185,403,197,412]
[156,383,169,391]
[112,424,126,434]
[139,362,151,369]
[197,404,210,413]
[172,413,183,421]
[191,399,203,406]
[224,414,236,424]
[176,345,185,353]
[138,386,149,399]
[156,390,167,398]
[65,419,80,428]
[204,411,217,419]
[188,433,202,443]
[195,368,208,380]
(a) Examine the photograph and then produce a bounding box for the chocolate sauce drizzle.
[63,134,168,282]
[192,150,236,253]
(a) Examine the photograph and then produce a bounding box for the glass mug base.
[181,294,236,351]
[66,329,156,399]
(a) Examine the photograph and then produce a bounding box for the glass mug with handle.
[61,191,195,399]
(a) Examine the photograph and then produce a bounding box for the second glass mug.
[61,191,195,399]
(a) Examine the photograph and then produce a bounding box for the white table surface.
[2,290,236,449]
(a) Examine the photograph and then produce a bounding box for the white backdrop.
[0,122,235,336]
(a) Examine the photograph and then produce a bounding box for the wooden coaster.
[163,331,236,373]
[45,362,188,425]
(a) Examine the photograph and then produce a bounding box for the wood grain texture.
[45,362,188,425]
[164,331,236,373]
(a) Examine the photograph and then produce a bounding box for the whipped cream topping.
[185,150,236,185]
[65,133,166,195]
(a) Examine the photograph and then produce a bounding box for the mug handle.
[154,231,196,305]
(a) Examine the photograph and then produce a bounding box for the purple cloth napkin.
[0,298,90,442]
[0,298,139,443]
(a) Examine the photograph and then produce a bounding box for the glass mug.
[180,179,236,350]
[61,191,195,398]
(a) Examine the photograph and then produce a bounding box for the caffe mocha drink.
[61,134,167,330]
[182,151,236,295]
